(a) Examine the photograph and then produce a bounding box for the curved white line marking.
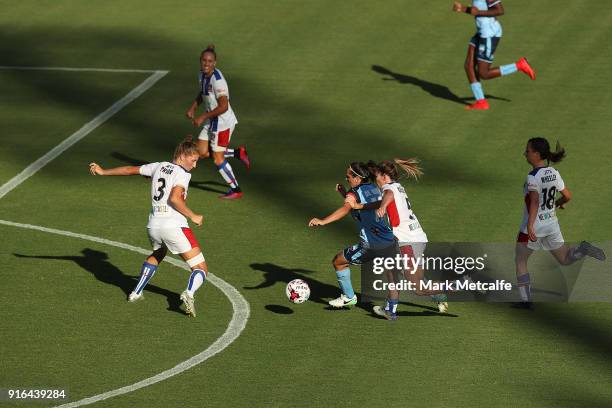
[0,219,250,407]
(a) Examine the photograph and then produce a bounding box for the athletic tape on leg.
[187,253,205,268]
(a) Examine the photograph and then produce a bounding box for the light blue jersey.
[348,183,395,249]
[473,0,503,38]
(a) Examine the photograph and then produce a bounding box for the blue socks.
[385,299,399,314]
[470,82,485,101]
[517,273,531,302]
[134,262,158,294]
[500,63,518,76]
[216,160,238,189]
[335,268,355,298]
[187,269,206,296]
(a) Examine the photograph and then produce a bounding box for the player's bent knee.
[332,254,342,265]
[212,153,225,166]
[186,252,205,268]
[480,70,493,80]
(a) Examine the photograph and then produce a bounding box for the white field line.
[0,219,250,408]
[0,69,169,200]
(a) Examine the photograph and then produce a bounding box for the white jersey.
[198,68,238,132]
[382,182,428,243]
[139,162,192,229]
[520,167,565,237]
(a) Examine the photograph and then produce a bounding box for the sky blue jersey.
[473,0,503,38]
[348,183,395,248]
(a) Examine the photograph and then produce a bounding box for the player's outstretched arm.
[308,203,351,227]
[555,188,572,210]
[168,186,203,226]
[89,163,141,176]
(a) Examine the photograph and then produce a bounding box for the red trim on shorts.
[217,128,231,148]
[387,200,400,227]
[400,245,414,258]
[517,232,529,243]
[181,228,200,248]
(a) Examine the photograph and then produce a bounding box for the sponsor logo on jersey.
[152,205,169,214]
[538,212,556,221]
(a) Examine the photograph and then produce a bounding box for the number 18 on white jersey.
[139,162,192,228]
[520,166,565,237]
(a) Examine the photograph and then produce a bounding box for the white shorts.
[527,231,565,251]
[147,227,201,255]
[398,242,426,277]
[198,125,235,152]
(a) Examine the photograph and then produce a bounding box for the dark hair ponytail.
[528,137,565,163]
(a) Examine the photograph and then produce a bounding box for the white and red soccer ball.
[286,279,310,304]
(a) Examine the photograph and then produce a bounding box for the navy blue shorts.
[343,242,399,266]
[469,34,500,63]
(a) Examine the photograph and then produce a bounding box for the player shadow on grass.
[371,65,511,105]
[111,151,228,194]
[13,248,184,314]
[248,263,456,318]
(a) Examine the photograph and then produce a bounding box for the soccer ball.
[286,279,310,304]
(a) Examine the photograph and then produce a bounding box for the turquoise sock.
[470,82,485,100]
[500,63,518,76]
[431,293,448,302]
[335,268,355,298]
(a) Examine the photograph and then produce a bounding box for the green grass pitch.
[1,1,612,407]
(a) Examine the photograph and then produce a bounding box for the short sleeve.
[526,174,539,192]
[139,162,159,177]
[174,171,191,189]
[213,77,229,98]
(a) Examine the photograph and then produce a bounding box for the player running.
[453,0,536,110]
[346,159,448,318]
[515,137,606,308]
[186,44,250,199]
[308,162,399,310]
[88,137,209,317]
